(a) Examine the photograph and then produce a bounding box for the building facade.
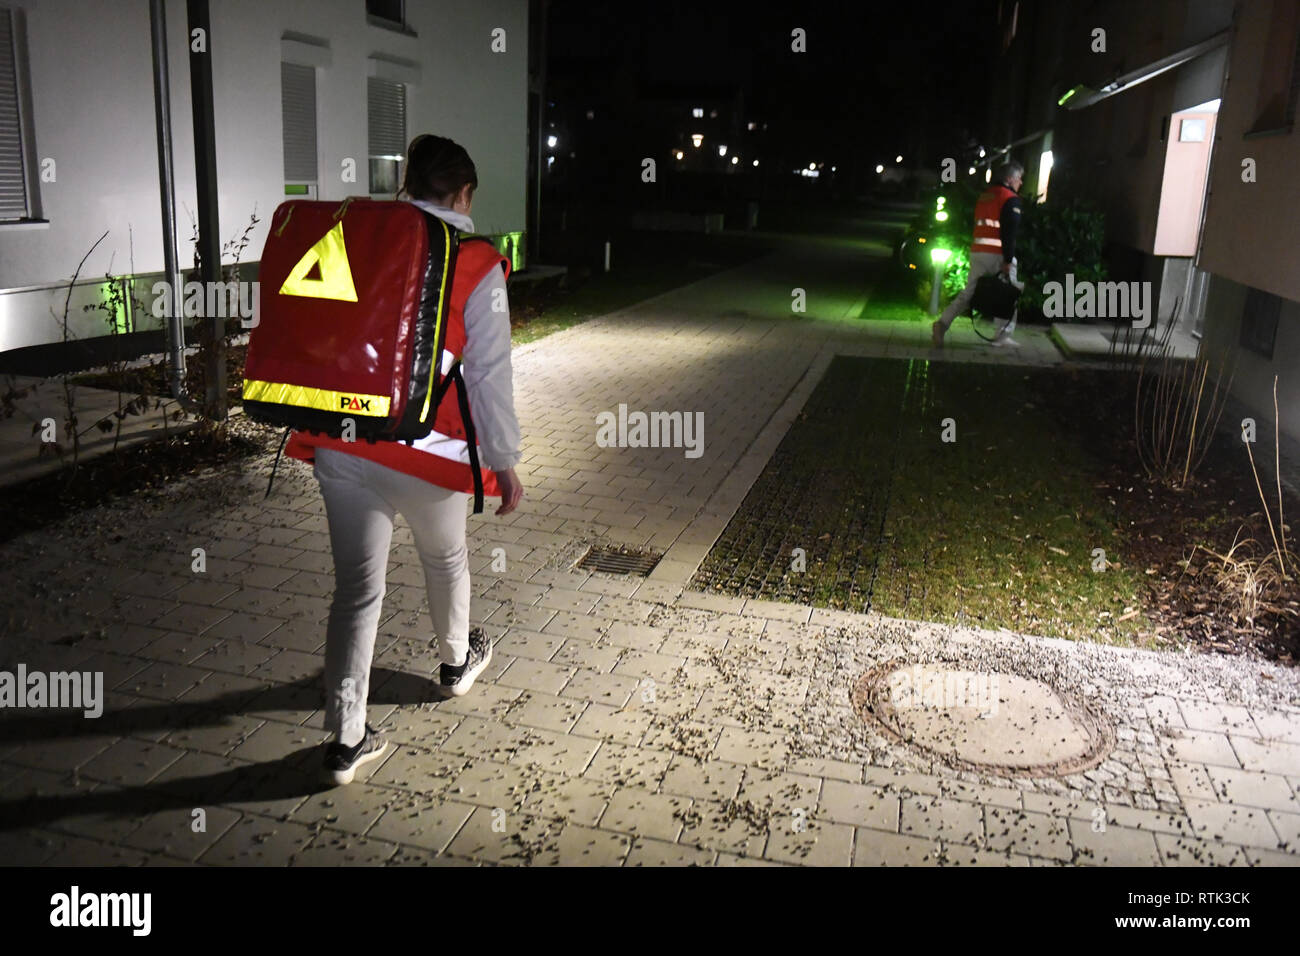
[0,0,529,359]
[984,0,1300,443]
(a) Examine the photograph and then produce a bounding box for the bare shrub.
[1193,377,1298,627]
[1132,300,1235,488]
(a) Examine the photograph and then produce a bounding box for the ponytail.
[398,134,478,205]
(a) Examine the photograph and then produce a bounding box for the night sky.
[547,0,998,176]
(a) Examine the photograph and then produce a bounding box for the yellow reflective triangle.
[279,220,358,301]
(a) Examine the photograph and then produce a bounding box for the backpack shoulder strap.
[449,363,485,514]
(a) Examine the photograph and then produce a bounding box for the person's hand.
[495,467,523,516]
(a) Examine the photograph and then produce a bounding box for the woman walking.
[284,134,524,785]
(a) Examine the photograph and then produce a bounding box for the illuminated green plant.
[941,246,970,300]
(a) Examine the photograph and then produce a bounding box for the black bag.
[971,271,1021,319]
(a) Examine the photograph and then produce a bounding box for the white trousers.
[314,446,471,746]
[938,252,1023,334]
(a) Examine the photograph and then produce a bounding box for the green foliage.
[902,184,978,307]
[942,245,970,300]
[1016,198,1108,315]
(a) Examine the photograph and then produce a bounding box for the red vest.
[285,237,510,496]
[971,184,1017,255]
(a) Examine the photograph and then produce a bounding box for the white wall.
[0,0,528,297]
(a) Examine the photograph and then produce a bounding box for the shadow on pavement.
[0,666,441,832]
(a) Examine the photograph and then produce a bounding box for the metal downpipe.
[149,0,199,413]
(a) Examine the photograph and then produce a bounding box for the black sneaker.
[438,628,492,697]
[322,725,388,786]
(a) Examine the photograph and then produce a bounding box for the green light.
[930,247,952,266]
[1058,87,1077,107]
[935,210,949,222]
[480,230,526,271]
[936,196,945,207]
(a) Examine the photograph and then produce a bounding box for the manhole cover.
[851,662,1115,777]
[575,544,663,576]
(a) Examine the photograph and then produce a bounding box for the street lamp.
[928,246,952,315]
[875,164,884,173]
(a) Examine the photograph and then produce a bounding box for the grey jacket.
[406,200,521,473]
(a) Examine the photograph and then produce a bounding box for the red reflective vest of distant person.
[970,184,1018,255]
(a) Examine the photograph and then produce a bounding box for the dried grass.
[1132,304,1236,489]
[1193,377,1298,627]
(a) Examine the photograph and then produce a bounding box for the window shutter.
[0,7,30,221]
[367,76,406,159]
[281,62,317,183]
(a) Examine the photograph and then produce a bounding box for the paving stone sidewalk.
[1,236,1297,867]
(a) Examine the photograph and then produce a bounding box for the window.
[0,5,38,222]
[281,62,318,193]
[1250,0,1300,133]
[1240,287,1282,359]
[367,77,405,194]
[366,0,403,26]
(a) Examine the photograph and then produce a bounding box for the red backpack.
[243,197,464,442]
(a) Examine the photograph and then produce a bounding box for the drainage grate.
[576,544,664,576]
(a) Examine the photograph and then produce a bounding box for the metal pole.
[530,0,548,266]
[928,262,943,315]
[148,0,197,411]
[187,0,225,420]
